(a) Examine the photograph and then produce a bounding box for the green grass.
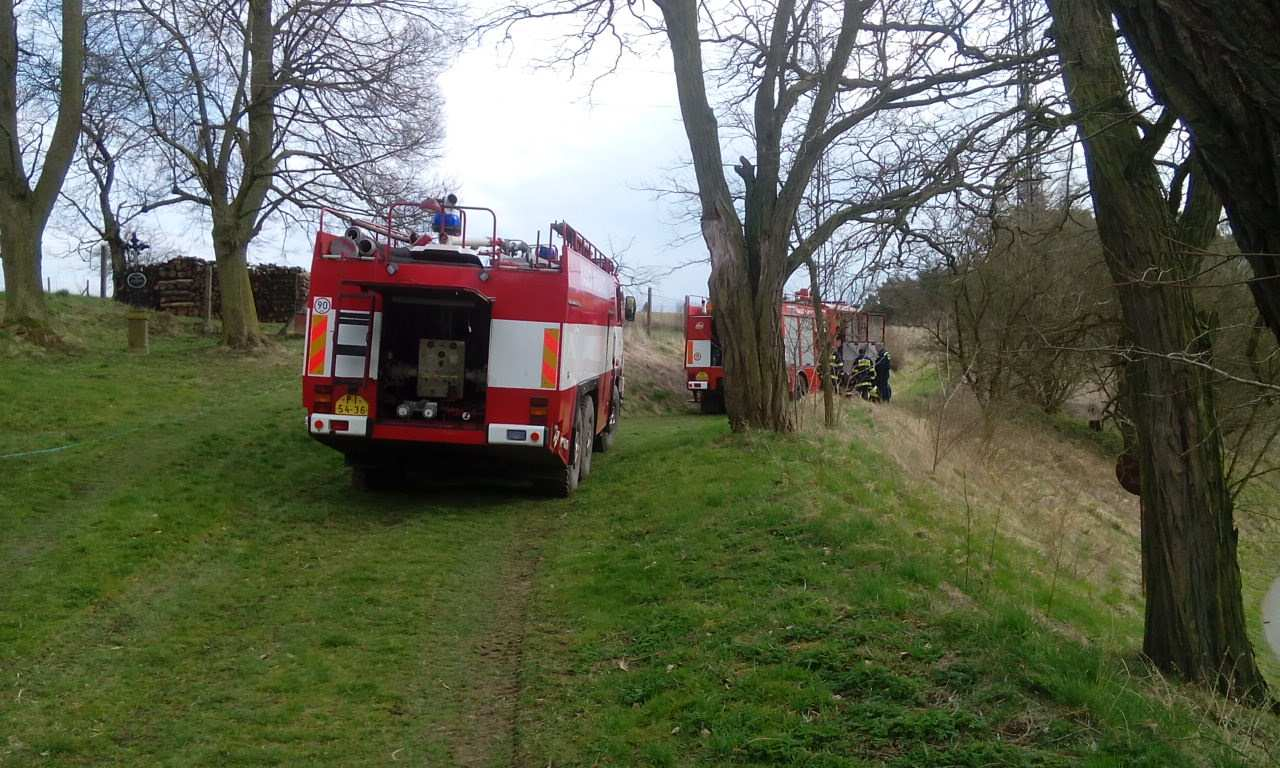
[2,297,1276,766]
[0,297,557,765]
[1235,481,1280,686]
[515,420,1277,766]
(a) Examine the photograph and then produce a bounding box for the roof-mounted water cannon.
[381,196,499,255]
[433,194,463,242]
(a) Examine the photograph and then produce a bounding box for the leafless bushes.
[929,205,1116,415]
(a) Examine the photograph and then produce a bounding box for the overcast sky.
[37,28,714,312]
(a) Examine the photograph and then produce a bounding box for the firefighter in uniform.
[874,343,892,403]
[851,347,876,400]
[829,339,846,392]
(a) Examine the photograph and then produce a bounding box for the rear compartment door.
[332,294,380,381]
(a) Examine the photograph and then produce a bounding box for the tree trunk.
[1049,0,1269,704]
[704,217,791,431]
[213,238,263,349]
[659,0,792,432]
[0,0,83,336]
[0,210,48,329]
[806,257,835,427]
[108,235,127,299]
[1110,0,1280,349]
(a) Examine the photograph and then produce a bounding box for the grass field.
[2,296,1277,766]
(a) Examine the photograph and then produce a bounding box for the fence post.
[127,310,149,353]
[645,286,652,336]
[202,263,214,334]
[99,243,108,298]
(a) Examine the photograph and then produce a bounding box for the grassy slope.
[623,324,693,416]
[515,418,1276,766]
[2,298,1276,766]
[1,297,555,766]
[515,341,1280,766]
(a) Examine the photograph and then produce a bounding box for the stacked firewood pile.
[247,264,310,322]
[129,258,309,323]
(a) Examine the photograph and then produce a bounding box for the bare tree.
[0,0,85,337]
[1047,0,1269,704]
[1108,1,1280,349]
[109,0,453,348]
[59,26,186,297]
[490,0,1046,431]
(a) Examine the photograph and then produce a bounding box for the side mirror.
[624,295,637,322]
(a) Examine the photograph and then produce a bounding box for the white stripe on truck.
[488,319,561,390]
[559,323,612,389]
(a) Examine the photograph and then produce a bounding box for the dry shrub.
[884,325,911,371]
[824,348,1144,608]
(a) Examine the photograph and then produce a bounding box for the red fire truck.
[301,196,634,495]
[684,291,885,414]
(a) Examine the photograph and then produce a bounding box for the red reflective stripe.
[307,313,329,374]
[541,328,560,388]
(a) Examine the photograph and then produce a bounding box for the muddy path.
[435,505,561,768]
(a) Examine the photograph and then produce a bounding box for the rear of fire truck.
[684,294,824,413]
[683,296,726,414]
[301,196,633,495]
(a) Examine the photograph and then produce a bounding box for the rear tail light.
[529,397,549,422]
[313,383,333,413]
[332,421,349,432]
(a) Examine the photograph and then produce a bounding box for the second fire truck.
[684,291,885,414]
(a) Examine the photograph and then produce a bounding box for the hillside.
[1,296,1277,766]
[622,317,692,415]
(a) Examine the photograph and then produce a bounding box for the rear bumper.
[308,413,369,437]
[308,414,561,468]
[687,381,709,391]
[487,423,547,447]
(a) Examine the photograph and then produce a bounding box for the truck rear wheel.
[539,409,582,498]
[700,389,725,415]
[593,388,619,453]
[577,395,595,480]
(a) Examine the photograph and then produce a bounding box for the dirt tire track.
[440,506,559,768]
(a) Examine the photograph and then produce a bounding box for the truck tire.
[578,395,595,480]
[594,388,620,453]
[539,411,582,498]
[701,388,725,415]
